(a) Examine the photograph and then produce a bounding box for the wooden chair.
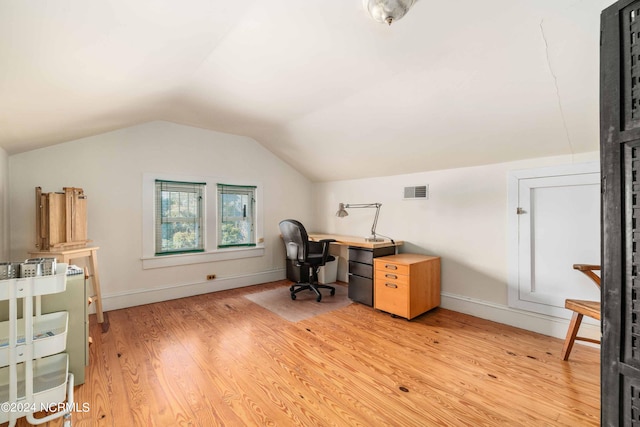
[561,264,601,361]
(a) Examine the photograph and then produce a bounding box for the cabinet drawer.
[349,261,373,279]
[374,260,410,276]
[349,248,373,264]
[348,274,373,306]
[348,246,395,265]
[374,278,409,316]
[375,270,409,285]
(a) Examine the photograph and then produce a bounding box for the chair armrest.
[318,239,337,244]
[573,264,600,271]
[573,264,601,288]
[320,239,336,264]
[311,239,336,265]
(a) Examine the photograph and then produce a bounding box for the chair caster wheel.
[291,293,296,300]
[289,286,295,292]
[316,295,322,302]
[330,289,336,296]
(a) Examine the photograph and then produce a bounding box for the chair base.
[290,282,336,302]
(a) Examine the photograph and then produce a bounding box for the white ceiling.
[0,0,612,182]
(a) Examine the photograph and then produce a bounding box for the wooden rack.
[32,187,106,331]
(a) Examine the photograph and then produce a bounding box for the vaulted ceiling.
[0,0,611,182]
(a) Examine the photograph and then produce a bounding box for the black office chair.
[279,219,336,302]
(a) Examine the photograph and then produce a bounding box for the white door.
[508,163,600,319]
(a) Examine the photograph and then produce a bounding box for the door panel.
[509,168,600,319]
[601,1,640,424]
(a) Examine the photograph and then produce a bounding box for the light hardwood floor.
[6,280,599,426]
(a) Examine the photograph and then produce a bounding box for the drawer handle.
[385,274,397,279]
[384,264,398,270]
[385,283,398,288]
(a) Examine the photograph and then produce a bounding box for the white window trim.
[142,173,264,269]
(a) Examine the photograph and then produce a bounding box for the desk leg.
[88,249,105,325]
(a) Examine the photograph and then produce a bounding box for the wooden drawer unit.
[374,254,441,320]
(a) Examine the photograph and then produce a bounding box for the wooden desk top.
[374,253,439,264]
[308,233,402,249]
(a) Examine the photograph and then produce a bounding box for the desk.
[308,234,403,250]
[29,246,104,326]
[308,234,402,306]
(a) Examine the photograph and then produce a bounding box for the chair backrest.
[279,219,309,264]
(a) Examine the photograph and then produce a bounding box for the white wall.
[5,121,601,339]
[8,121,314,310]
[0,147,7,260]
[313,151,600,339]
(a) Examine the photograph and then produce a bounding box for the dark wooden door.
[601,1,640,424]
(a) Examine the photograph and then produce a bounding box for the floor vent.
[404,185,429,200]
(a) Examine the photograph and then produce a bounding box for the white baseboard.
[440,292,600,342]
[101,269,286,311]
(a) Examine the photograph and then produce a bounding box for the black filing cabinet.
[348,246,395,306]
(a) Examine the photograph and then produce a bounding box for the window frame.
[141,173,264,269]
[154,180,206,256]
[217,183,257,249]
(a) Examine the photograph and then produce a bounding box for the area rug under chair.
[244,283,351,322]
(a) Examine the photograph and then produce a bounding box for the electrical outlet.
[206,274,216,280]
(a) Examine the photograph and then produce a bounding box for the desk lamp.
[336,203,384,242]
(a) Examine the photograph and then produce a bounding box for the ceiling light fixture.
[363,0,416,25]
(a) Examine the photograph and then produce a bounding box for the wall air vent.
[404,185,429,200]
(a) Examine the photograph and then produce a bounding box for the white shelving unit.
[0,264,74,427]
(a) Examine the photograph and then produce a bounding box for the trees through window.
[217,184,256,248]
[154,180,258,255]
[155,180,205,255]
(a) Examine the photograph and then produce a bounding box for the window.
[217,184,256,248]
[143,174,264,269]
[155,180,205,255]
